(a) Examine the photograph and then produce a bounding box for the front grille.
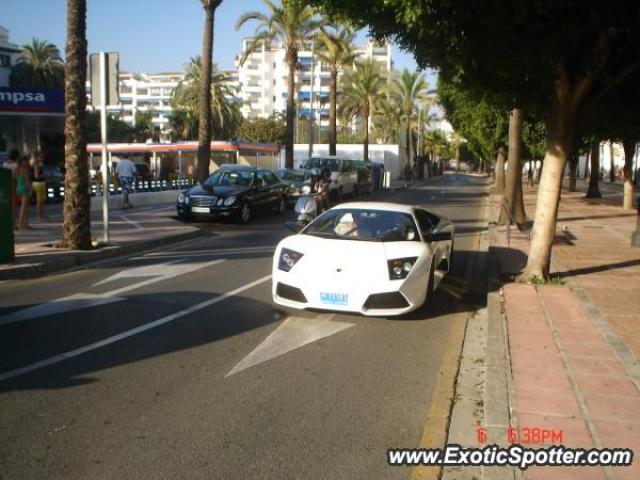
[276,283,307,303]
[191,195,216,207]
[363,292,409,310]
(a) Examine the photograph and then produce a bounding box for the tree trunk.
[524,99,576,279]
[404,114,411,180]
[568,151,578,192]
[196,3,215,182]
[586,142,602,198]
[329,70,337,156]
[622,139,636,210]
[494,147,506,193]
[285,56,296,168]
[609,142,616,183]
[362,104,370,163]
[61,0,91,249]
[499,108,527,225]
[583,150,591,178]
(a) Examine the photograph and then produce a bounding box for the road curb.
[0,228,205,281]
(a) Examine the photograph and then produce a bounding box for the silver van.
[299,156,359,199]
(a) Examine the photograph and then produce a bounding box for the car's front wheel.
[239,202,252,224]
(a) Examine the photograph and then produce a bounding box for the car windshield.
[204,169,254,187]
[277,170,306,182]
[304,208,420,242]
[301,158,339,172]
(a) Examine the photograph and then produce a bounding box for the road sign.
[89,52,119,107]
[89,52,120,243]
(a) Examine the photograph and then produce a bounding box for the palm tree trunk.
[494,147,506,193]
[404,115,411,180]
[196,2,217,182]
[61,0,91,249]
[499,108,526,225]
[285,57,296,168]
[362,104,369,163]
[622,139,636,210]
[609,142,616,183]
[329,70,337,156]
[586,142,602,198]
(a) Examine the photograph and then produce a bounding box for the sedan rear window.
[304,209,419,242]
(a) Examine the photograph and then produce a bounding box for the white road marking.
[119,215,144,231]
[226,315,354,377]
[0,294,125,326]
[0,259,226,325]
[0,274,272,383]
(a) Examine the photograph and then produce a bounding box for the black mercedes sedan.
[176,164,287,224]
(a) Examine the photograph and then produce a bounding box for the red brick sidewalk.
[491,182,640,480]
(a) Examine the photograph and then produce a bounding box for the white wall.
[279,144,404,180]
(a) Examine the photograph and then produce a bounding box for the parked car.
[276,168,313,205]
[176,164,287,224]
[299,156,359,200]
[272,202,454,316]
[353,160,373,195]
[41,165,65,203]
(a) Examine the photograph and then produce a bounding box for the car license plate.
[192,206,209,213]
[320,292,349,306]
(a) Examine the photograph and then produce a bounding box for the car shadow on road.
[0,291,279,394]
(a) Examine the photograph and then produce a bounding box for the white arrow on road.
[0,258,225,325]
[226,315,355,377]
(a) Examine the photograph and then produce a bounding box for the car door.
[262,170,281,208]
[415,208,445,267]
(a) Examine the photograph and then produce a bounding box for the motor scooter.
[294,183,328,226]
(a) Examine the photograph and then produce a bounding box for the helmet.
[310,168,322,176]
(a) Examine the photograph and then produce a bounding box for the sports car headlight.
[224,195,237,206]
[388,257,418,280]
[278,248,304,272]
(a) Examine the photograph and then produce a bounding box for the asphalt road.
[0,174,489,480]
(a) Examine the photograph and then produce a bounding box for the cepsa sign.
[0,87,64,114]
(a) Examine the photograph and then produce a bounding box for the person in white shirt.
[115,154,137,208]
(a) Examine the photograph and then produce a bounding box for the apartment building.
[0,26,21,87]
[234,38,392,128]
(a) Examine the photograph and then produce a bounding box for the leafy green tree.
[237,114,287,144]
[339,58,386,162]
[313,0,640,279]
[315,27,357,155]
[237,0,325,167]
[196,0,224,182]
[372,93,401,144]
[61,0,91,249]
[11,38,64,88]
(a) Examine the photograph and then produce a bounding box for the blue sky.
[3,0,430,80]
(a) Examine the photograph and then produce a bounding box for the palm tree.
[314,27,357,156]
[11,38,64,88]
[172,57,242,140]
[236,0,325,168]
[390,69,430,178]
[196,0,223,182]
[372,93,401,144]
[339,58,386,163]
[61,0,91,249]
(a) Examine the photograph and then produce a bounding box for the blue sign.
[0,87,64,114]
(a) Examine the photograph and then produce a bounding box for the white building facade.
[0,26,22,87]
[234,38,392,128]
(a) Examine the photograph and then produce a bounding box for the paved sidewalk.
[1,203,201,280]
[491,181,640,480]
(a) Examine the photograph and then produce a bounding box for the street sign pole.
[99,52,110,244]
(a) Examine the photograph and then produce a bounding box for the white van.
[299,156,359,199]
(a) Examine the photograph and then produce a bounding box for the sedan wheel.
[240,202,251,224]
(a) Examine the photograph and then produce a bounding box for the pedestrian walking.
[16,155,32,230]
[115,154,136,209]
[31,150,48,222]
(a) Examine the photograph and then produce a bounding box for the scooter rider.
[306,167,329,212]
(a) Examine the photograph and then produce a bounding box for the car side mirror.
[426,231,452,242]
[285,221,304,233]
